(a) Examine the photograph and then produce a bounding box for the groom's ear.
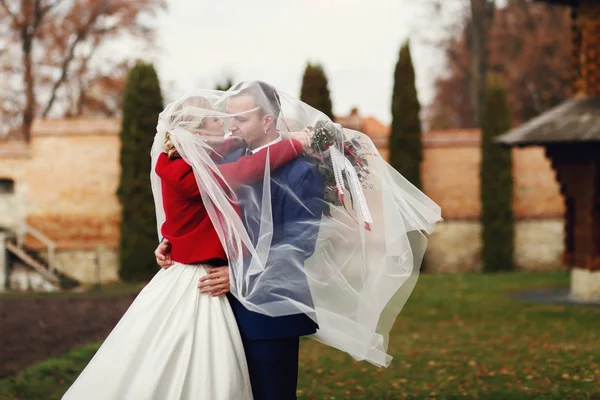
[262,114,275,133]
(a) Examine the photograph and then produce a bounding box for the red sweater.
[156,139,303,264]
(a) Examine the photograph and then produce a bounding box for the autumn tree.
[0,0,164,141]
[427,0,571,129]
[389,41,423,189]
[117,62,163,282]
[300,62,334,120]
[480,74,514,272]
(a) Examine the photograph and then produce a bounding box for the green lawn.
[1,272,598,399]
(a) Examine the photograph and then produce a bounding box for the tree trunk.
[467,0,495,125]
[21,26,34,142]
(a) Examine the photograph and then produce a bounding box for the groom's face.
[226,94,265,150]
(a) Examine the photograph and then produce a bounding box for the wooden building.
[497,0,600,301]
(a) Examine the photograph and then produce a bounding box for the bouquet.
[306,120,373,230]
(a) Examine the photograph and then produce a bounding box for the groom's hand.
[198,266,230,296]
[155,239,174,269]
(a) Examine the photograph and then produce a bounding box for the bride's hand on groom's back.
[289,128,312,148]
[155,239,174,269]
[287,128,323,162]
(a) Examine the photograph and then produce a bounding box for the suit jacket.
[224,148,324,340]
[156,140,302,264]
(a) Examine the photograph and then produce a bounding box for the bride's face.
[201,116,224,134]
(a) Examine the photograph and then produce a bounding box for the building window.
[0,178,15,195]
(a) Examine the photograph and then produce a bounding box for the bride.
[62,94,311,400]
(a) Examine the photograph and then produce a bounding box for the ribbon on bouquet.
[329,146,374,231]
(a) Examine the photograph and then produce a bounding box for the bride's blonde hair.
[165,96,212,159]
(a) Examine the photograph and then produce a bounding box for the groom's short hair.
[231,80,281,118]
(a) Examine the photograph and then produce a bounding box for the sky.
[146,0,464,125]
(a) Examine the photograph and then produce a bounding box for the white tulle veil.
[150,81,442,367]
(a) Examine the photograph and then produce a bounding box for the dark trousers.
[241,334,300,400]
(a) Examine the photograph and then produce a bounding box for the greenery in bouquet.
[306,120,372,216]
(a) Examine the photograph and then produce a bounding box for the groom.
[156,81,324,399]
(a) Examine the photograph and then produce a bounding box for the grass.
[1,272,598,399]
[0,344,100,400]
[0,282,144,299]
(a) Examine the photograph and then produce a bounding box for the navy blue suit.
[224,147,324,399]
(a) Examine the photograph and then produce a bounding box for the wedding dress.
[62,263,253,400]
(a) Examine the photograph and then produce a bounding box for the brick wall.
[0,119,567,280]
[372,129,565,220]
[0,119,121,251]
[364,126,566,272]
[1,122,562,249]
[0,142,29,233]
[425,219,564,273]
[421,140,565,220]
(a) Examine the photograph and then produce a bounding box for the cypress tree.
[300,62,334,120]
[481,73,515,272]
[117,62,164,281]
[389,41,422,189]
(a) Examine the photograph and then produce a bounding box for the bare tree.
[414,0,494,127]
[427,0,571,128]
[0,0,164,141]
